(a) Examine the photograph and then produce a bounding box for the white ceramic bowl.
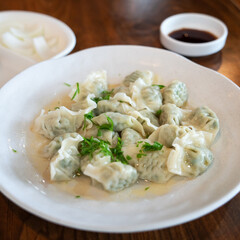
[160,13,228,57]
[0,10,76,61]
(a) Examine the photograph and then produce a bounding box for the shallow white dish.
[0,45,239,233]
[0,10,76,86]
[160,13,228,57]
[0,10,76,61]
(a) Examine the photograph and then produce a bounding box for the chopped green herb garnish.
[64,82,71,87]
[12,149,17,153]
[97,116,114,136]
[136,141,143,147]
[92,89,114,103]
[55,107,60,110]
[78,137,112,158]
[110,138,129,164]
[83,111,94,130]
[78,137,129,165]
[71,82,80,100]
[156,109,162,117]
[126,155,132,161]
[137,153,146,158]
[145,186,150,191]
[152,84,165,89]
[141,141,163,152]
[137,141,163,158]
[75,195,81,198]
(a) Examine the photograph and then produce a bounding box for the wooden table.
[1,0,239,239]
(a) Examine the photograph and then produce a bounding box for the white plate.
[0,45,239,233]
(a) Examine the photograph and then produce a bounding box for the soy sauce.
[169,28,217,43]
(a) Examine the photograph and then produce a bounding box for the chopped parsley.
[97,116,114,136]
[12,148,17,153]
[64,82,71,87]
[152,84,165,89]
[110,138,129,164]
[83,111,94,130]
[137,141,163,159]
[78,137,112,158]
[71,82,80,100]
[141,141,163,152]
[75,195,81,198]
[55,106,60,110]
[156,109,162,117]
[92,89,114,103]
[136,141,143,147]
[145,186,150,191]
[78,137,129,165]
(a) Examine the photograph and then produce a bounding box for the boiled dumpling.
[69,70,107,110]
[84,162,138,192]
[167,144,213,177]
[188,106,219,140]
[80,150,111,172]
[130,78,162,112]
[71,93,97,111]
[167,130,214,177]
[96,99,134,115]
[44,133,81,158]
[92,112,145,136]
[140,85,163,112]
[136,146,173,183]
[148,124,194,148]
[163,81,188,107]
[50,133,83,181]
[123,70,153,87]
[121,128,143,147]
[34,107,83,139]
[159,103,183,125]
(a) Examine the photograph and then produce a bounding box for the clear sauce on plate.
[27,94,188,201]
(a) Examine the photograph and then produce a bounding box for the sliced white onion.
[9,27,30,40]
[1,32,32,50]
[33,36,53,60]
[0,23,59,61]
[27,25,44,38]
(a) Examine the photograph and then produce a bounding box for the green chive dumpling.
[69,70,107,103]
[44,133,81,158]
[148,124,193,148]
[140,85,163,112]
[163,81,188,107]
[50,133,83,181]
[80,150,111,172]
[167,144,213,177]
[188,106,219,140]
[121,128,143,147]
[34,107,83,139]
[136,146,173,183]
[159,103,183,126]
[123,70,153,87]
[92,112,145,136]
[83,162,138,192]
[97,99,134,115]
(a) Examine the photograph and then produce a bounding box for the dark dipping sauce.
[169,28,217,43]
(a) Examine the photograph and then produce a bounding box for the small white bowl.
[0,10,76,61]
[160,13,228,57]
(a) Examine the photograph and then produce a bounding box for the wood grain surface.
[0,0,240,239]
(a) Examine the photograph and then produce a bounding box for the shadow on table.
[188,51,222,71]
